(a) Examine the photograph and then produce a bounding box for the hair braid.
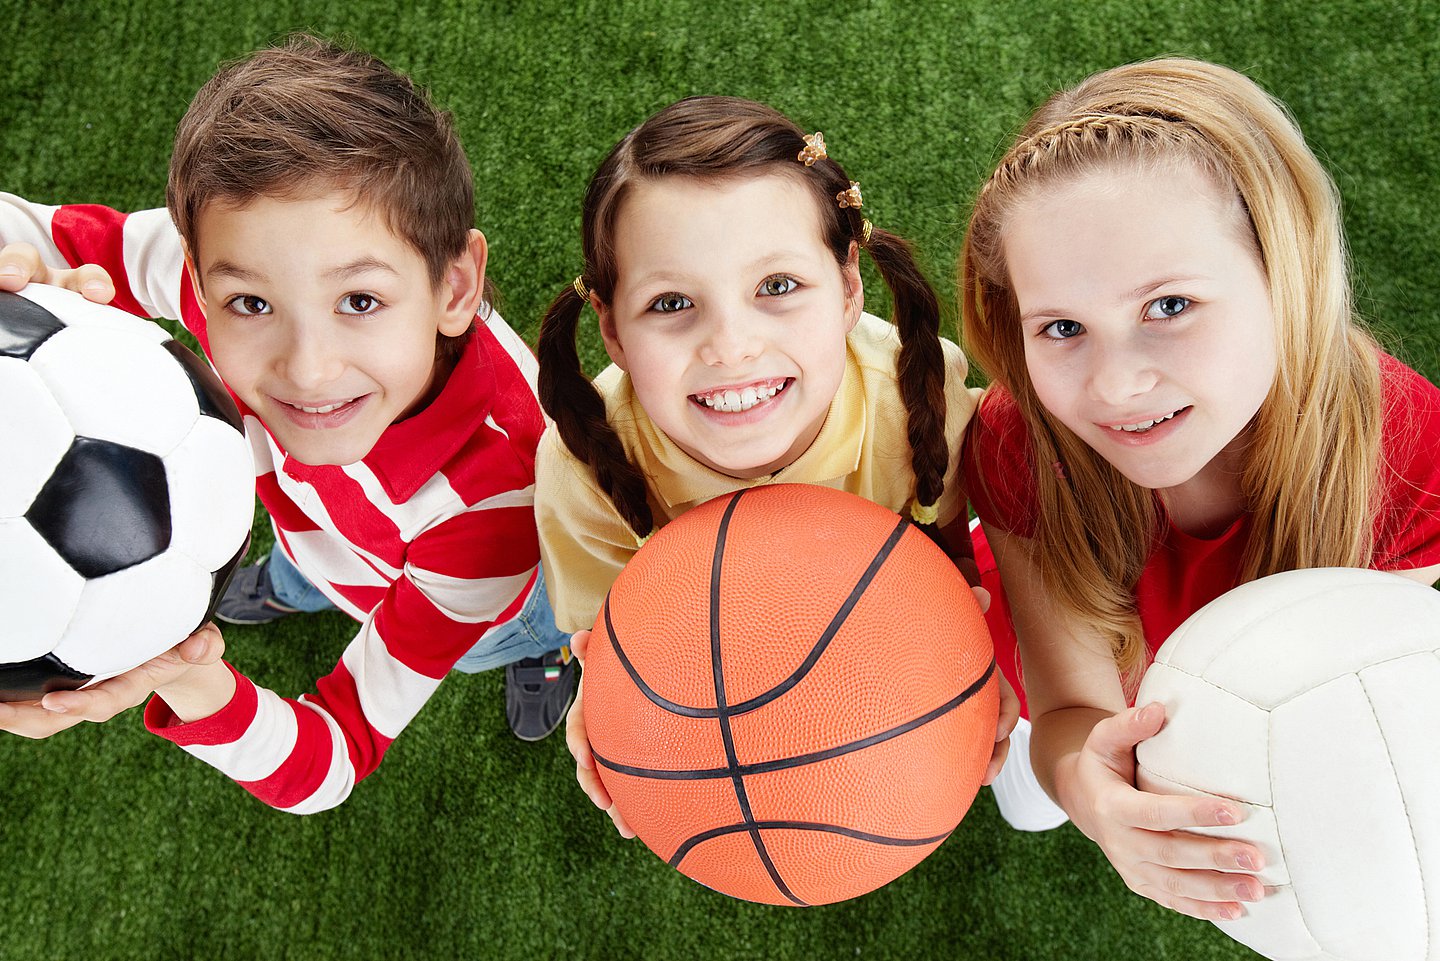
[862,224,950,515]
[536,287,655,540]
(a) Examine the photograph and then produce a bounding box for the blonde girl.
[961,59,1440,920]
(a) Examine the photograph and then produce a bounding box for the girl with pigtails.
[532,95,1016,835]
[961,59,1440,920]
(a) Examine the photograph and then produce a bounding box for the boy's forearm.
[155,659,237,724]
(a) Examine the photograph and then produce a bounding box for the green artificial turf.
[1,1,1436,959]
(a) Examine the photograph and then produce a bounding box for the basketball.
[582,483,998,906]
[1135,567,1440,961]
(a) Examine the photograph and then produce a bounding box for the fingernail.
[1135,705,1152,725]
[0,265,21,280]
[1220,905,1243,921]
[46,702,67,715]
[1215,807,1238,825]
[1237,852,1257,871]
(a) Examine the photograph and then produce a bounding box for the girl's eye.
[1145,295,1190,320]
[759,275,798,297]
[226,295,271,316]
[1041,319,1084,340]
[649,293,693,313]
[338,293,380,315]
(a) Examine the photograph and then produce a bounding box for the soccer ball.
[0,284,254,702]
[1136,567,1440,961]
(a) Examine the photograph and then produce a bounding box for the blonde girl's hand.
[0,242,115,303]
[0,624,227,739]
[564,629,635,839]
[1066,702,1267,921]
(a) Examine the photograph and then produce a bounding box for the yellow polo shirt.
[534,312,980,632]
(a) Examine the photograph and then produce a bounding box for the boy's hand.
[0,624,227,739]
[0,242,115,303]
[1065,703,1266,921]
[565,629,636,839]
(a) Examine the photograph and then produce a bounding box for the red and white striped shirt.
[1,193,545,812]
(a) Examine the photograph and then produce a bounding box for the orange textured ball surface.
[584,484,998,906]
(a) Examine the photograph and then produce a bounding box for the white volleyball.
[1136,567,1440,961]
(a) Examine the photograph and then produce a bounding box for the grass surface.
[1,1,1436,959]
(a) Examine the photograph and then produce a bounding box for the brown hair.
[167,34,488,362]
[537,96,949,541]
[961,59,1383,688]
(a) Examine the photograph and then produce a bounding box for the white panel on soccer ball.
[1271,674,1425,961]
[28,325,199,456]
[0,357,73,517]
[52,552,211,676]
[1361,653,1440,954]
[164,416,256,569]
[1135,662,1273,805]
[0,519,84,661]
[16,284,170,343]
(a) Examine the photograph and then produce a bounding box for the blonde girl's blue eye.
[226,295,271,316]
[1041,319,1084,340]
[1145,295,1190,320]
[759,275,798,297]
[337,293,381,315]
[649,293,693,313]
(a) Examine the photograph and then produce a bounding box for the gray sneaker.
[505,647,577,741]
[214,558,301,626]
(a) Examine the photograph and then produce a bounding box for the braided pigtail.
[861,222,950,526]
[536,283,655,542]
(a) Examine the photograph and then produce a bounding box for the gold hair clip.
[572,276,590,302]
[634,527,656,548]
[909,500,939,525]
[860,219,874,246]
[837,181,863,209]
[798,131,827,166]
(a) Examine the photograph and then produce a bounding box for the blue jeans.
[267,548,568,672]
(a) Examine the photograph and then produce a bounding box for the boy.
[0,35,575,813]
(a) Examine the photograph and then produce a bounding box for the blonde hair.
[961,58,1383,688]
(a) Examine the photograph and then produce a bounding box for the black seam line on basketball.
[599,514,912,720]
[589,658,998,781]
[667,821,955,870]
[711,490,806,908]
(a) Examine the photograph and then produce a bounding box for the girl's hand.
[0,242,115,303]
[1065,702,1266,921]
[0,624,227,739]
[565,629,635,839]
[983,672,1020,785]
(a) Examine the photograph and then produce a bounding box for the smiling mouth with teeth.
[691,379,791,414]
[286,399,356,415]
[1108,408,1186,433]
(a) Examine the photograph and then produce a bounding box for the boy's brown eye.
[338,293,379,315]
[226,295,271,315]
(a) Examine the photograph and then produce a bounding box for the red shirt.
[963,353,1440,715]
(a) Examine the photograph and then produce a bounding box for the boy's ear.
[843,241,864,333]
[181,246,207,311]
[438,229,488,336]
[594,295,628,371]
